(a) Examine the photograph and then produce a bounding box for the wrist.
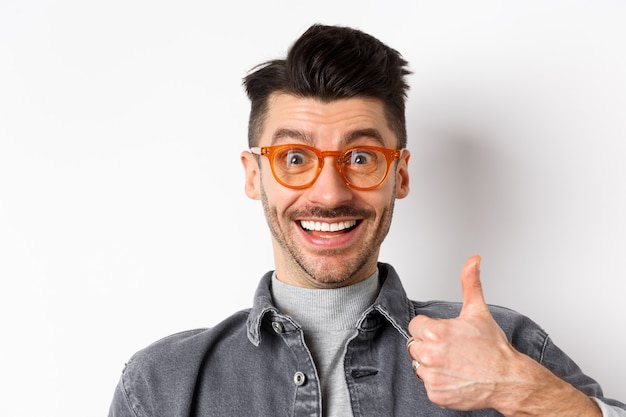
[491,351,601,417]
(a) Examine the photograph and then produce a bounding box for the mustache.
[289,205,372,219]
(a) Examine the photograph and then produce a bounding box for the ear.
[395,149,410,199]
[241,151,261,200]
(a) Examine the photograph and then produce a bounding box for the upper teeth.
[300,220,357,232]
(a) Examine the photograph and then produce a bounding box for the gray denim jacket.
[108,263,625,416]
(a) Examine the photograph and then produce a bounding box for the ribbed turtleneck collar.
[270,270,381,332]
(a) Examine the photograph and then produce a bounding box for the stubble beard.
[260,185,396,286]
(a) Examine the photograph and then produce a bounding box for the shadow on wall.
[389,122,527,298]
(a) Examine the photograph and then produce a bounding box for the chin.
[303,258,370,287]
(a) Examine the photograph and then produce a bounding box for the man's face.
[241,93,410,288]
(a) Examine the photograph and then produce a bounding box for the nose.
[305,156,353,206]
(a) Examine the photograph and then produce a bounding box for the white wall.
[1,1,624,415]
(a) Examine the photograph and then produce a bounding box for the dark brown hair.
[243,24,411,148]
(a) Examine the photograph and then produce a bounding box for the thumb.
[459,254,489,316]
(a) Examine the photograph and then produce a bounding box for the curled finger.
[412,359,423,381]
[406,336,418,356]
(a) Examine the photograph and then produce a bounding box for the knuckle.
[408,315,429,332]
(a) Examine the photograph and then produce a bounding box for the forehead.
[261,93,397,148]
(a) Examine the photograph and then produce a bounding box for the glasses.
[250,144,403,191]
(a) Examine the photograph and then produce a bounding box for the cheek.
[374,177,397,201]
[370,188,398,220]
[260,174,300,213]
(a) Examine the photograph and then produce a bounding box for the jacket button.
[272,322,284,333]
[293,371,306,386]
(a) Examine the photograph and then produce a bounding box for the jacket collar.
[246,263,414,346]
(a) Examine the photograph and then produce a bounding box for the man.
[108,24,625,416]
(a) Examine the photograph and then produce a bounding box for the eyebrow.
[272,128,313,145]
[271,127,385,147]
[343,128,385,147]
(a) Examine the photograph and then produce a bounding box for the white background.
[1,1,625,415]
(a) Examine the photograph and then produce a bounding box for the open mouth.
[299,219,359,233]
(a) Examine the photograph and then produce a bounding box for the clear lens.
[343,149,386,188]
[273,146,318,187]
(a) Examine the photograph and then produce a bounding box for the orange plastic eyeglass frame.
[250,144,403,191]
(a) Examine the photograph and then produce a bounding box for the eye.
[285,149,306,166]
[275,147,315,170]
[346,149,377,166]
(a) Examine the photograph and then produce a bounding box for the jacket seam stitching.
[120,370,142,417]
[538,334,550,364]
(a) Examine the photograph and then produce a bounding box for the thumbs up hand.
[407,255,521,410]
[406,256,603,415]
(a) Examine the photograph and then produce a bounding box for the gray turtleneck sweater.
[271,270,381,417]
